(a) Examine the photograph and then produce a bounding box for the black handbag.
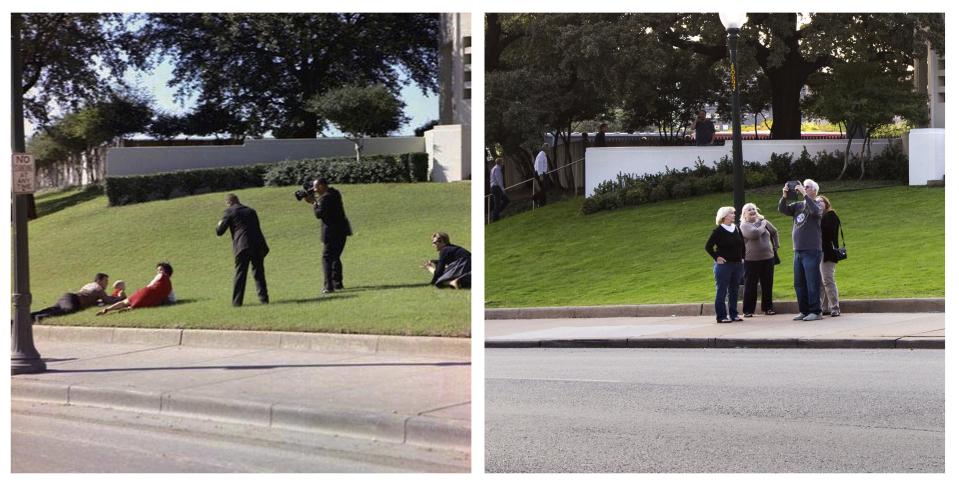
[834,222,847,261]
[773,249,781,265]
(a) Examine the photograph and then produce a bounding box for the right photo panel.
[484,12,945,473]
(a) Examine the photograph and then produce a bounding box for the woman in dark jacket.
[705,206,745,323]
[817,196,841,316]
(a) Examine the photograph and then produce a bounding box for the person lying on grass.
[97,262,174,316]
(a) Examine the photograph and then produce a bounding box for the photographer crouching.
[298,177,352,294]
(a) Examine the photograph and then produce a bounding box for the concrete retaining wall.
[585,138,896,196]
[107,136,426,177]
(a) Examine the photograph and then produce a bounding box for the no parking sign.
[12,153,35,194]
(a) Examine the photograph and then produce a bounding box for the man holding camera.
[778,179,823,321]
[216,193,270,306]
[303,178,352,293]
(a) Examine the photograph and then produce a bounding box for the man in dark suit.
[216,193,269,306]
[303,178,352,293]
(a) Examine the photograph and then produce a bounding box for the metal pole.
[728,27,745,223]
[11,13,46,375]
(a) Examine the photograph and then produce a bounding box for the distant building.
[914,43,945,128]
[439,13,471,128]
[427,13,471,182]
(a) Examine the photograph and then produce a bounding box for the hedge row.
[262,153,428,187]
[582,143,908,215]
[105,153,429,206]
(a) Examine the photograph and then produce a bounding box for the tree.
[307,84,410,162]
[804,62,928,179]
[19,13,144,126]
[650,13,944,139]
[138,13,438,138]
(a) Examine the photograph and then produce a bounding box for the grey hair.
[804,179,819,194]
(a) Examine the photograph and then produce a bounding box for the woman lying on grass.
[97,262,174,316]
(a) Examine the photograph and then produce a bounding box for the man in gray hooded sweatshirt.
[779,179,823,321]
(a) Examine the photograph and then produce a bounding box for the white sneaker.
[802,313,823,321]
[792,313,807,321]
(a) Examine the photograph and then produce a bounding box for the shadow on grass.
[45,361,470,373]
[344,283,432,291]
[36,186,104,218]
[269,294,359,305]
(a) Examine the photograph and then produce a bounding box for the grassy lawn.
[29,182,470,337]
[485,183,944,308]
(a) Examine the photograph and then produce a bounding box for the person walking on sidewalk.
[705,206,745,323]
[304,178,352,294]
[490,157,510,221]
[817,195,842,317]
[779,179,824,321]
[216,193,270,306]
[739,202,779,317]
[31,273,124,321]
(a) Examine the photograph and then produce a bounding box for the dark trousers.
[743,258,775,314]
[793,249,823,315]
[31,293,81,320]
[491,185,509,221]
[234,250,268,306]
[323,236,347,291]
[713,262,743,321]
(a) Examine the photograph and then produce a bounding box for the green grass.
[486,183,944,308]
[28,182,470,337]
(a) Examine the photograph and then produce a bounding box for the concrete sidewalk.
[12,326,471,453]
[486,312,944,349]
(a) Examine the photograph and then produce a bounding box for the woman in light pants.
[817,196,841,316]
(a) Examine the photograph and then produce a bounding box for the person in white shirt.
[533,143,549,207]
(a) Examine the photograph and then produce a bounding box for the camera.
[294,182,315,201]
[786,180,802,199]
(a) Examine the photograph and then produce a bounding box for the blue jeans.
[713,262,743,321]
[793,249,823,315]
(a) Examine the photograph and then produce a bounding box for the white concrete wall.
[908,128,945,185]
[585,139,894,196]
[107,136,426,176]
[425,124,470,182]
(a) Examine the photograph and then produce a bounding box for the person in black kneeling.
[423,232,471,289]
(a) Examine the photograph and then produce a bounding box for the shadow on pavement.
[44,361,471,374]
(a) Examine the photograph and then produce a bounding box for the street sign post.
[13,153,35,194]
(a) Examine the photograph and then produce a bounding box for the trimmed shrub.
[105,152,429,206]
[583,141,907,215]
[106,164,270,206]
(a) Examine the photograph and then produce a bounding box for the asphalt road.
[486,348,944,473]
[12,401,468,473]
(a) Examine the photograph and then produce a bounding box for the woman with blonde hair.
[817,195,842,316]
[705,206,745,323]
[739,202,780,316]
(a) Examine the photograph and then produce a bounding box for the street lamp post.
[720,12,747,223]
[11,13,46,375]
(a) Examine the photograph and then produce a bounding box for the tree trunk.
[766,64,807,140]
[837,136,853,180]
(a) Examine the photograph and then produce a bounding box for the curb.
[485,298,945,320]
[11,379,470,453]
[32,325,470,359]
[485,336,944,350]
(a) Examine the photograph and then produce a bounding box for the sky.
[122,59,438,139]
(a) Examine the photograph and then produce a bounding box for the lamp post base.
[12,355,46,375]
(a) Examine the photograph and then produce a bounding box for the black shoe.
[260,299,269,304]
[743,313,754,318]
[334,283,344,290]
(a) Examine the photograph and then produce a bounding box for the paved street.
[486,348,944,473]
[13,400,466,472]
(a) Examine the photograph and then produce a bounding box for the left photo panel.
[10,12,471,472]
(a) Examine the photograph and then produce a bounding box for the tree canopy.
[308,84,410,161]
[136,13,439,138]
